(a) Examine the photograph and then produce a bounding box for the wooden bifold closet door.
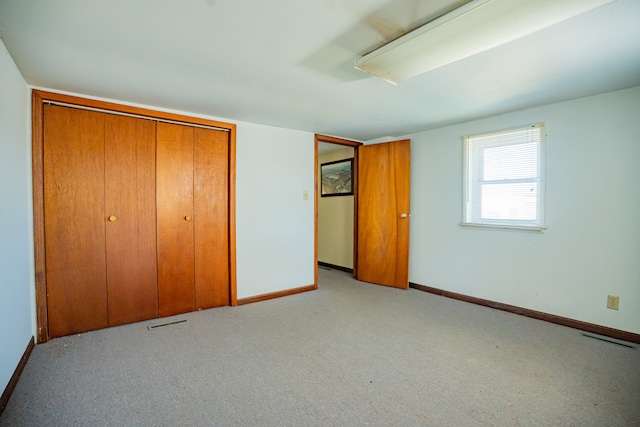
[156,122,229,317]
[44,106,109,337]
[44,105,158,337]
[104,114,158,327]
[43,104,230,338]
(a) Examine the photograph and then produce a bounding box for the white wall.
[318,147,355,269]
[0,39,34,393]
[407,86,640,334]
[235,122,315,298]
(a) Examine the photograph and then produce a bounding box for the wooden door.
[104,115,158,326]
[156,123,196,316]
[44,105,108,337]
[356,140,411,289]
[194,128,230,309]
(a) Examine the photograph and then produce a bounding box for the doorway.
[314,135,411,290]
[314,135,362,286]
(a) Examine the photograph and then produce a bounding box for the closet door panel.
[156,123,196,317]
[43,105,108,337]
[105,115,158,326]
[194,128,230,309]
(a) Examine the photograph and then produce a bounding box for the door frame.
[314,134,363,287]
[32,90,238,343]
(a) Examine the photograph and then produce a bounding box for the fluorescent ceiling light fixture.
[355,0,617,84]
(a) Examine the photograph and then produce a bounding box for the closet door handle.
[184,215,192,221]
[108,215,117,222]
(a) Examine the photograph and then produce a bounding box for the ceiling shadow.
[298,0,470,82]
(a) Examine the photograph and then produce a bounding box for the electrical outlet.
[607,295,619,310]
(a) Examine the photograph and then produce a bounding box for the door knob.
[184,215,192,221]
[399,213,408,219]
[108,215,117,222]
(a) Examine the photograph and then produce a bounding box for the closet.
[41,101,231,339]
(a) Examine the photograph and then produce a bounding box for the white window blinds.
[463,124,546,230]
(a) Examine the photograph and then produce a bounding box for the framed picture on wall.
[321,158,353,197]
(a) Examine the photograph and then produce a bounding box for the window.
[463,123,545,230]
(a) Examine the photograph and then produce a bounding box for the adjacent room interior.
[1,0,639,424]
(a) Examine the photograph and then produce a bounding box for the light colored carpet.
[1,268,639,426]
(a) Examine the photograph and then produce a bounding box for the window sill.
[460,222,547,232]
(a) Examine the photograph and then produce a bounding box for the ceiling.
[1,0,639,141]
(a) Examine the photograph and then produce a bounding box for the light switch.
[303,190,309,200]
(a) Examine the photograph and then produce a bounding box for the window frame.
[462,123,546,232]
